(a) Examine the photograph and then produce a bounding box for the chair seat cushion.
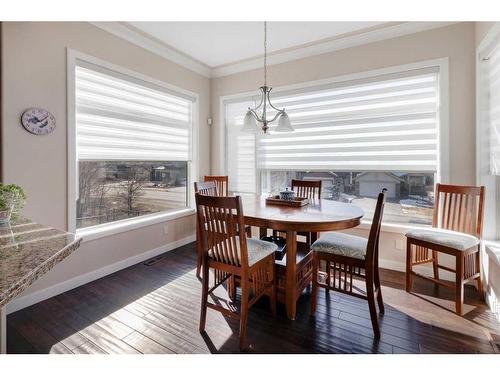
[209,237,277,266]
[405,228,479,251]
[311,232,368,260]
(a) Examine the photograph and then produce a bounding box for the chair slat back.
[195,194,249,268]
[365,189,387,266]
[291,179,322,199]
[432,183,485,238]
[194,181,218,196]
[204,175,229,196]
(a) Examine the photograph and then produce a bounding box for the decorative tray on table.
[265,195,309,207]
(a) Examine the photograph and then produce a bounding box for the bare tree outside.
[77,161,188,229]
[114,164,149,216]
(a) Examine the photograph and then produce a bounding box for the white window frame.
[220,58,450,233]
[476,23,500,242]
[67,49,199,241]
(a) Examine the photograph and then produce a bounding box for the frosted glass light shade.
[242,110,258,132]
[274,112,294,132]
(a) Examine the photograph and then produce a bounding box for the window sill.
[484,240,500,267]
[356,220,430,234]
[76,208,196,243]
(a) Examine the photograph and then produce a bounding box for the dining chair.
[203,175,252,236]
[292,179,322,200]
[204,175,229,196]
[310,189,387,337]
[273,179,322,245]
[194,181,218,277]
[405,183,485,316]
[194,180,219,196]
[196,193,277,350]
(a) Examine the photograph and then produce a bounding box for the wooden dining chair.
[195,179,252,278]
[204,175,229,196]
[292,179,322,200]
[273,179,322,245]
[204,175,252,236]
[194,180,219,196]
[196,193,277,350]
[194,181,218,277]
[405,183,485,316]
[311,189,387,337]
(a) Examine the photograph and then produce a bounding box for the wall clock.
[21,108,56,135]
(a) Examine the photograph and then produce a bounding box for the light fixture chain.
[264,21,267,87]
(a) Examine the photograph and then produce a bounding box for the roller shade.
[75,62,194,161]
[226,100,257,193]
[487,44,500,175]
[256,67,440,172]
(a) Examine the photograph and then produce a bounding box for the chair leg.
[405,241,413,292]
[310,253,319,316]
[245,225,252,238]
[270,263,277,316]
[432,250,440,281]
[325,260,331,294]
[455,254,464,316]
[228,275,236,301]
[196,257,202,278]
[199,263,209,333]
[366,271,380,338]
[476,251,484,300]
[239,276,250,351]
[374,262,385,315]
[196,224,202,278]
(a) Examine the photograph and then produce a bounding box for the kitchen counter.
[0,217,82,353]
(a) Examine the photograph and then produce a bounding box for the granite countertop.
[0,217,82,308]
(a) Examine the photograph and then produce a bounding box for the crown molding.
[90,22,457,79]
[90,22,212,78]
[211,22,456,78]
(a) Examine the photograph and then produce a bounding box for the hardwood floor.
[7,242,500,354]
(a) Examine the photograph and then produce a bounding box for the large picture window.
[478,34,500,240]
[226,65,442,226]
[73,60,195,230]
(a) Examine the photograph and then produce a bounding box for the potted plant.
[0,184,26,225]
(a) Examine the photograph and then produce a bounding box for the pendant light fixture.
[242,22,294,134]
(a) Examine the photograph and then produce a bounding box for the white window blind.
[225,67,440,190]
[257,68,440,172]
[226,100,257,193]
[75,62,193,161]
[487,44,500,175]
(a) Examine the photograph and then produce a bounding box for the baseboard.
[486,288,500,323]
[6,235,196,314]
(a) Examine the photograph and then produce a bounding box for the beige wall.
[1,22,209,303]
[210,22,477,274]
[475,22,496,47]
[211,22,476,186]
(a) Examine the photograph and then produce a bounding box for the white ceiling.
[128,22,385,68]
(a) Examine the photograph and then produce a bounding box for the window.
[226,65,443,226]
[73,59,195,230]
[478,34,500,240]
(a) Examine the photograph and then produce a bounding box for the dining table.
[240,195,364,320]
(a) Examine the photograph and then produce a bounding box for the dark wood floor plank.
[72,340,108,354]
[122,331,175,354]
[7,241,499,354]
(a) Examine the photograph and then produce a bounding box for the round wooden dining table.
[240,195,364,320]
